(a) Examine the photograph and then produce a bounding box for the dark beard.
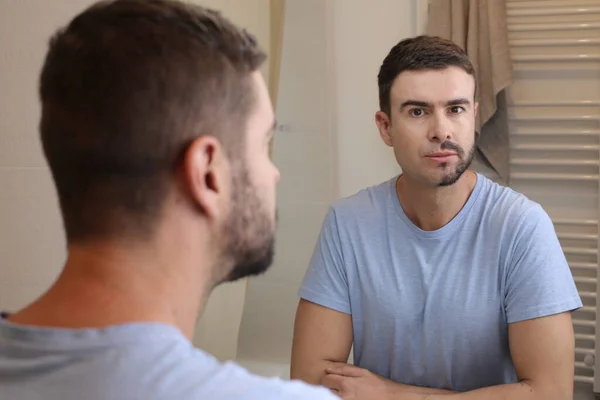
[219,166,275,284]
[437,141,475,187]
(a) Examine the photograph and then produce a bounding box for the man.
[0,1,337,399]
[291,35,582,400]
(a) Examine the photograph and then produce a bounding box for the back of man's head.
[40,0,266,242]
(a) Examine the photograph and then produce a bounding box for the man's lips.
[426,152,458,162]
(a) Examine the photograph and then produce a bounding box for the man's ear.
[182,135,230,220]
[375,111,393,147]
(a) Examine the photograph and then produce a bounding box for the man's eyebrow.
[400,100,431,109]
[399,98,472,110]
[446,98,471,106]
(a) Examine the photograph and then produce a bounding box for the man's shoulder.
[328,177,396,220]
[473,175,558,249]
[477,174,544,223]
[0,322,338,400]
[172,356,337,399]
[107,343,337,399]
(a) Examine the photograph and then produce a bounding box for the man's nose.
[428,112,453,142]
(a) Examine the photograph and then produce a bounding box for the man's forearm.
[385,378,456,395]
[420,380,559,400]
[321,362,567,400]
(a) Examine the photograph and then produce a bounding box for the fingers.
[321,373,345,392]
[325,362,365,378]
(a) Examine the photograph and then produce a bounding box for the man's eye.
[409,109,425,117]
[449,106,465,114]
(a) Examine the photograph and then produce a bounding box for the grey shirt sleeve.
[297,207,351,315]
[504,204,583,323]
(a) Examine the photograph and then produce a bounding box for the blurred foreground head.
[40,0,280,284]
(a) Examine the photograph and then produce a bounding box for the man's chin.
[219,243,275,284]
[437,168,470,187]
[223,262,272,283]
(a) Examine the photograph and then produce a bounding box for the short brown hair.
[377,35,476,117]
[39,0,266,241]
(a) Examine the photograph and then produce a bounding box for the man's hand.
[322,363,455,400]
[321,363,395,400]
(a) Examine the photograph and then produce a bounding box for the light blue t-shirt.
[0,318,337,400]
[299,173,582,392]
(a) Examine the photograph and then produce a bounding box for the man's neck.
[397,170,477,231]
[7,238,212,340]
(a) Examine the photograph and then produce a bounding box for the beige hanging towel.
[426,0,514,182]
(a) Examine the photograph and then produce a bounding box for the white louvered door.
[503,0,600,395]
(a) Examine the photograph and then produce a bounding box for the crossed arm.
[290,299,576,400]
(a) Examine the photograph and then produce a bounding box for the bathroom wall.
[236,0,418,367]
[0,0,92,315]
[0,0,271,363]
[332,0,418,197]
